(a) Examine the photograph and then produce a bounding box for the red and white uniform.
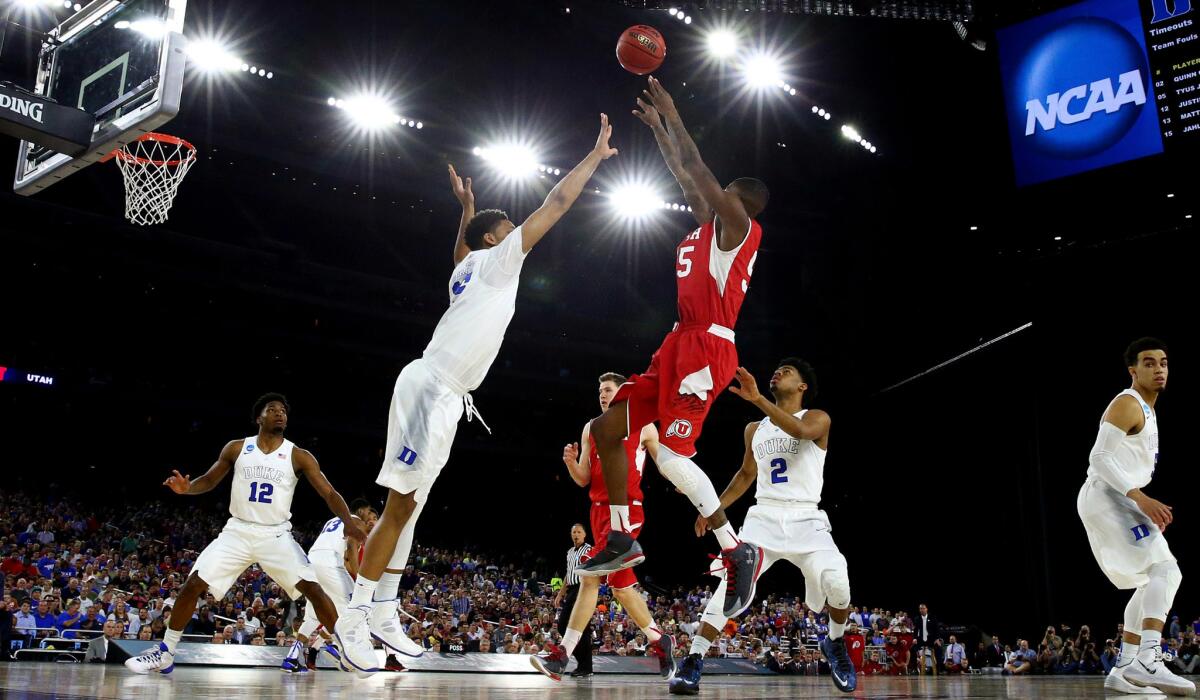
[583,434,647,589]
[615,217,762,456]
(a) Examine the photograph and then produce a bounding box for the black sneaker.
[569,669,594,678]
[820,636,858,693]
[719,542,764,618]
[669,653,703,695]
[576,530,644,577]
[648,634,678,680]
[530,643,569,681]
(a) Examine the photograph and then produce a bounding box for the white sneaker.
[1124,647,1197,696]
[333,605,379,677]
[124,642,175,674]
[369,599,425,658]
[1106,664,1164,694]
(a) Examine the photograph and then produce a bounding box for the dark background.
[0,0,1194,640]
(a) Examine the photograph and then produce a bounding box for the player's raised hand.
[645,76,678,118]
[163,469,191,495]
[694,513,711,538]
[728,367,762,403]
[632,96,662,128]
[448,164,473,206]
[591,113,618,160]
[563,442,581,468]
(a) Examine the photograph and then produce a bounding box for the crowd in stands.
[2,490,1197,679]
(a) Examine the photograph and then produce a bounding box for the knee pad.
[1141,561,1182,622]
[820,568,852,610]
[657,449,720,516]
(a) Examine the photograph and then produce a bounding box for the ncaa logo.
[1015,17,1151,158]
[245,444,255,452]
[665,419,693,439]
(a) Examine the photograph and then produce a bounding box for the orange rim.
[111,132,197,167]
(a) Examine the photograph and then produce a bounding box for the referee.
[554,523,593,677]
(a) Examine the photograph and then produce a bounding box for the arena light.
[474,142,542,180]
[185,40,242,73]
[705,30,737,59]
[741,53,784,90]
[338,94,401,131]
[608,183,664,220]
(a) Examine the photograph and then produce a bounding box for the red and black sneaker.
[384,654,409,672]
[719,541,764,618]
[647,634,678,680]
[576,531,644,577]
[530,643,570,681]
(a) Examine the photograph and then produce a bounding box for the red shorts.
[584,502,644,589]
[614,324,738,457]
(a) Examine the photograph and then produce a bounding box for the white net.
[113,134,197,226]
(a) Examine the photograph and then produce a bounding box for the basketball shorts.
[586,502,644,589]
[376,358,466,503]
[1077,477,1176,589]
[193,517,317,600]
[704,502,848,616]
[307,550,355,615]
[614,323,738,457]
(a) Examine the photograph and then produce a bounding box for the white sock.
[714,522,739,550]
[285,639,303,660]
[163,628,182,654]
[350,575,379,609]
[610,505,630,533]
[1138,630,1162,659]
[690,635,713,657]
[562,628,582,656]
[828,617,846,640]
[644,623,662,643]
[1119,641,1138,666]
[375,571,402,602]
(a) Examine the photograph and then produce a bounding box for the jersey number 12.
[248,482,274,504]
[770,457,788,484]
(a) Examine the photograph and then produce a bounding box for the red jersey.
[674,218,762,328]
[588,432,645,504]
[845,632,866,670]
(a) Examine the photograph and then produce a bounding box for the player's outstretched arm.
[563,423,593,487]
[632,96,711,226]
[449,164,475,265]
[163,440,239,495]
[695,422,758,537]
[294,449,367,542]
[728,367,831,442]
[645,77,750,249]
[518,113,618,252]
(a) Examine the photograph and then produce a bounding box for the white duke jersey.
[1087,388,1159,490]
[422,226,529,393]
[228,436,299,526]
[752,411,826,505]
[310,517,350,565]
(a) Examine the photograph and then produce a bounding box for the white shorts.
[307,553,354,615]
[193,518,316,600]
[1077,478,1176,589]
[708,503,849,614]
[376,359,465,503]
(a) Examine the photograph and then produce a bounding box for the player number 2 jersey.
[228,436,299,526]
[752,411,826,505]
[1087,388,1159,490]
[675,217,763,329]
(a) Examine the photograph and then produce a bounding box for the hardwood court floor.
[0,663,1183,699]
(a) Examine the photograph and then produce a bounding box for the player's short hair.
[778,357,817,406]
[464,209,510,250]
[349,498,372,514]
[252,393,290,421]
[597,372,628,387]
[729,177,769,217]
[1125,337,1167,367]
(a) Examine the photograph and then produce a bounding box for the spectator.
[1172,631,1199,675]
[911,603,942,676]
[84,619,121,663]
[1042,625,1064,652]
[1034,642,1057,675]
[13,601,37,646]
[1004,639,1036,675]
[32,599,56,639]
[1054,639,1080,674]
[210,632,225,645]
[57,599,84,639]
[137,627,153,641]
[885,634,910,675]
[863,650,887,675]
[1079,640,1101,674]
[222,625,236,644]
[984,635,1005,668]
[943,634,968,673]
[1101,638,1120,675]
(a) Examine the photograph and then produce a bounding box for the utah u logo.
[665,419,694,439]
[1131,524,1152,541]
[397,446,418,465]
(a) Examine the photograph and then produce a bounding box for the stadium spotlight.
[339,94,401,131]
[474,142,542,180]
[706,30,737,59]
[741,52,784,90]
[609,184,663,221]
[185,40,242,73]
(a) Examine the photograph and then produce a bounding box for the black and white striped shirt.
[564,544,591,586]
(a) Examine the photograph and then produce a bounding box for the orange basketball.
[616,25,666,75]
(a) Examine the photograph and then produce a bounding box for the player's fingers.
[464,177,472,190]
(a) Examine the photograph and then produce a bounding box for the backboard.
[13,0,187,195]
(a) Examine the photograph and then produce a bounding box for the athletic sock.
[285,640,303,661]
[350,575,379,609]
[375,571,402,602]
[562,628,582,656]
[1119,641,1138,667]
[609,505,630,534]
[828,618,846,641]
[1138,630,1162,661]
[644,623,663,643]
[714,523,739,551]
[690,635,713,657]
[163,628,182,654]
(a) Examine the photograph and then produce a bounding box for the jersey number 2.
[770,457,788,484]
[248,482,274,504]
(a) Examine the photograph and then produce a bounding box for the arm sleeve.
[477,226,529,287]
[1088,421,1137,495]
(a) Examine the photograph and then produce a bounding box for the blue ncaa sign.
[997,0,1164,185]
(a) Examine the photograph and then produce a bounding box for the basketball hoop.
[107,133,197,226]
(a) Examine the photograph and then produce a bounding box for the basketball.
[616,25,666,75]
